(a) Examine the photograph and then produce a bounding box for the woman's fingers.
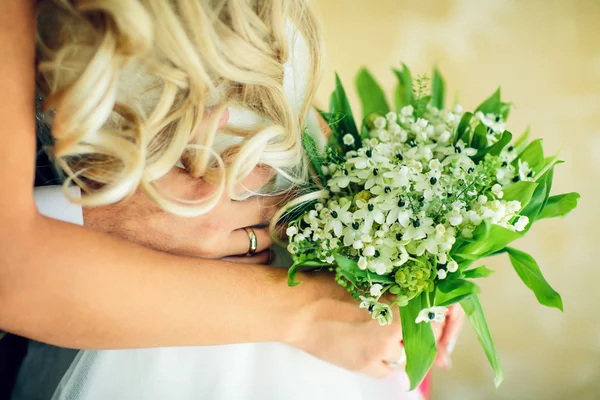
[235,165,276,196]
[234,194,286,228]
[435,304,466,369]
[221,250,274,265]
[225,226,273,257]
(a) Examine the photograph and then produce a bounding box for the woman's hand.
[286,273,406,379]
[83,165,282,264]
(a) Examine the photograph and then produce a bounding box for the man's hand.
[83,166,283,264]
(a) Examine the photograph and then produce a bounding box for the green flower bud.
[354,190,372,205]
[394,262,434,299]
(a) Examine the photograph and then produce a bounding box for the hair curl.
[35,0,323,216]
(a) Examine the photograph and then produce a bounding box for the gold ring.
[244,227,258,256]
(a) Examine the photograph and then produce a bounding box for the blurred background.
[312,0,599,399]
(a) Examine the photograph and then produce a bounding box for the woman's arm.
[0,1,405,379]
[0,0,292,349]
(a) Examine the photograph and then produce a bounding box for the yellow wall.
[311,1,600,398]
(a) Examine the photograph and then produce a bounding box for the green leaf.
[287,260,303,287]
[436,279,480,307]
[538,192,580,220]
[463,265,495,279]
[431,66,445,110]
[334,253,367,284]
[460,294,504,388]
[366,270,395,284]
[473,130,512,162]
[501,181,539,209]
[454,112,473,145]
[475,88,501,115]
[302,132,326,184]
[514,138,544,171]
[401,293,437,390]
[513,127,530,151]
[520,167,554,225]
[355,67,390,117]
[455,223,522,260]
[471,123,488,150]
[500,102,512,120]
[506,247,563,311]
[437,278,480,294]
[393,64,413,111]
[329,73,359,145]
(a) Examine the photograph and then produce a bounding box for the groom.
[4,105,273,399]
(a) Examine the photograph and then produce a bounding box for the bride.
[2,0,460,399]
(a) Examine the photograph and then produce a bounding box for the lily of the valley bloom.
[415,306,448,324]
[514,215,529,232]
[287,104,539,325]
[370,283,383,297]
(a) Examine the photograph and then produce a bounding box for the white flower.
[518,159,533,181]
[429,159,442,170]
[401,105,414,116]
[491,183,504,199]
[514,215,529,232]
[439,130,451,143]
[454,140,477,156]
[386,111,398,123]
[478,195,488,204]
[342,134,355,146]
[286,226,297,236]
[453,104,463,114]
[447,260,459,273]
[435,224,446,235]
[448,209,463,226]
[373,261,390,275]
[358,256,368,270]
[373,303,393,326]
[438,253,448,264]
[475,111,505,133]
[383,165,410,189]
[373,116,387,129]
[370,283,383,297]
[353,240,364,249]
[324,201,353,237]
[363,245,376,257]
[466,210,482,225]
[415,306,448,324]
[359,295,376,310]
[403,214,435,241]
[437,269,448,280]
[354,200,385,230]
[507,200,521,213]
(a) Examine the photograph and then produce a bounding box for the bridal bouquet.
[283,65,579,389]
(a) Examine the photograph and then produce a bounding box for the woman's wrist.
[277,272,340,347]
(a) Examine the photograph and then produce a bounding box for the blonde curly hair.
[35,0,323,216]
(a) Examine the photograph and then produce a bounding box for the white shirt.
[33,186,84,226]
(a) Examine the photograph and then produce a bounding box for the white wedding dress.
[51,20,422,400]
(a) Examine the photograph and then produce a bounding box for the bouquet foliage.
[287,66,579,388]
[284,65,579,389]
